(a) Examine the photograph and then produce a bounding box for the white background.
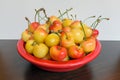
[0,0,120,40]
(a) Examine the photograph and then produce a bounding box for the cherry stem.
[91,15,102,28]
[35,9,41,23]
[25,17,31,27]
[64,31,69,39]
[40,8,48,19]
[80,21,87,40]
[71,14,74,20]
[32,41,37,46]
[34,8,48,22]
[57,46,61,50]
[100,18,110,21]
[50,30,61,36]
[58,10,63,19]
[83,16,96,23]
[34,9,40,22]
[75,14,77,20]
[93,18,109,29]
[66,9,70,19]
[58,8,73,18]
[35,9,47,23]
[71,14,77,20]
[92,19,100,29]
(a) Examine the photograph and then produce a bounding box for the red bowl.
[17,39,101,72]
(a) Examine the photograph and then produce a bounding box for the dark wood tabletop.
[0,40,120,80]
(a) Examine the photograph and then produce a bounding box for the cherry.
[92,29,99,38]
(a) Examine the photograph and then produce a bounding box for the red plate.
[17,39,101,72]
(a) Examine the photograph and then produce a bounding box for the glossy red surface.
[17,39,101,72]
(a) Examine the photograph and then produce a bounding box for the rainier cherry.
[70,20,81,29]
[25,39,36,54]
[62,26,71,33]
[25,17,40,33]
[62,18,73,27]
[81,37,96,53]
[50,45,68,61]
[45,33,60,47]
[28,22,40,33]
[21,29,32,42]
[71,28,84,44]
[82,24,93,38]
[68,45,85,59]
[33,43,49,58]
[47,16,61,26]
[33,27,48,43]
[49,20,62,32]
[92,29,99,38]
[60,32,75,48]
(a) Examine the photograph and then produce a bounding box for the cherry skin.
[68,45,85,59]
[92,29,99,38]
[50,45,68,61]
[28,22,40,33]
[49,20,62,32]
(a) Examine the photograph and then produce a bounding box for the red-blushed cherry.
[62,26,71,33]
[50,45,68,61]
[28,22,40,33]
[81,37,96,53]
[60,32,75,48]
[70,20,81,29]
[33,27,48,43]
[49,20,62,32]
[21,29,32,42]
[68,45,85,59]
[25,17,40,33]
[92,29,99,38]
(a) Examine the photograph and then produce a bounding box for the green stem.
[75,14,77,20]
[34,8,48,22]
[58,10,63,19]
[100,18,110,21]
[40,17,47,21]
[35,9,47,23]
[25,17,31,27]
[32,41,37,46]
[91,15,102,28]
[58,8,73,18]
[35,9,41,23]
[71,14,74,20]
[80,21,87,40]
[34,9,40,22]
[70,14,77,20]
[93,19,100,29]
[83,15,96,23]
[93,18,109,29]
[40,8,48,19]
[64,31,69,39]
[66,9,69,19]
[91,21,97,29]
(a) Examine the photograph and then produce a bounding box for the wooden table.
[0,40,120,80]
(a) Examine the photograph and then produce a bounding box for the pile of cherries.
[21,8,109,61]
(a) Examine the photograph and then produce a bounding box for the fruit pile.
[21,8,109,61]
